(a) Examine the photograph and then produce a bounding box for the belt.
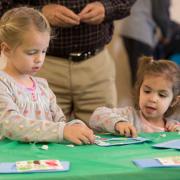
[61,47,104,62]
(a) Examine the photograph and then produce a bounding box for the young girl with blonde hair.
[0,7,94,144]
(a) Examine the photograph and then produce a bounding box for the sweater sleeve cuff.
[59,120,86,142]
[106,115,128,133]
[67,119,86,126]
[58,121,66,142]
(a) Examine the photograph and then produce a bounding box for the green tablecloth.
[0,132,180,180]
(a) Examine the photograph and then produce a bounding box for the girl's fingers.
[130,126,137,137]
[71,137,83,145]
[124,127,131,137]
[82,129,95,144]
[79,135,91,144]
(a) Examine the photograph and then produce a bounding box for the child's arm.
[89,106,137,137]
[0,94,65,143]
[0,80,94,144]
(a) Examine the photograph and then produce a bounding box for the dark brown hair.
[134,56,180,117]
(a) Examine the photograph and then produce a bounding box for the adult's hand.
[42,4,80,27]
[79,2,105,25]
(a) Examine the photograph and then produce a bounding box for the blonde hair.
[0,7,51,51]
[134,56,180,117]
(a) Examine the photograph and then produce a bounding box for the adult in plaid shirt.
[0,0,136,124]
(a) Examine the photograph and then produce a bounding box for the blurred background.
[107,0,180,107]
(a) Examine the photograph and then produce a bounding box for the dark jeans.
[122,36,153,85]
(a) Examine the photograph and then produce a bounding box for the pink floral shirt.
[0,71,83,143]
[139,112,165,133]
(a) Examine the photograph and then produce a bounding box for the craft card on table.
[16,160,63,172]
[0,160,70,173]
[95,137,150,147]
[152,139,180,149]
[157,156,180,166]
[133,156,180,168]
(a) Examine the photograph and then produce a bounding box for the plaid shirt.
[0,0,136,56]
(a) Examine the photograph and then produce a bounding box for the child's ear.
[171,96,180,107]
[0,42,12,56]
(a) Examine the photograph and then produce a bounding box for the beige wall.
[107,21,132,107]
[171,0,180,23]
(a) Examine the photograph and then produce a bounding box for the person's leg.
[71,48,117,124]
[122,37,153,85]
[37,49,117,123]
[36,56,73,120]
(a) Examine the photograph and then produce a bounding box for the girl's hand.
[166,121,180,132]
[63,123,95,145]
[115,122,137,138]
